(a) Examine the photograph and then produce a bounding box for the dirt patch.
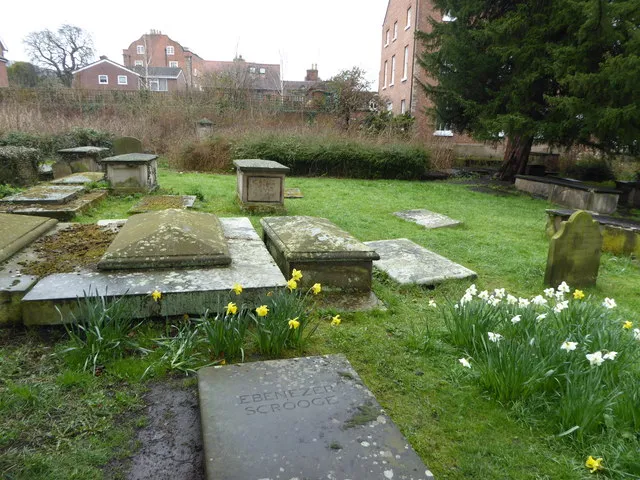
[19,224,116,276]
[115,379,205,480]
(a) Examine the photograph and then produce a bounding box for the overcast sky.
[3,0,389,88]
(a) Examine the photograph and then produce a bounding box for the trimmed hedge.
[230,134,430,180]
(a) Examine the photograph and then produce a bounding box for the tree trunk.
[497,134,534,182]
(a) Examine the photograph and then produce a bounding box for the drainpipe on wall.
[410,0,418,115]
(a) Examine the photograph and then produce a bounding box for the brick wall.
[73,62,140,90]
[0,45,8,87]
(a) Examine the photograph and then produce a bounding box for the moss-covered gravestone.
[112,136,143,155]
[544,210,602,287]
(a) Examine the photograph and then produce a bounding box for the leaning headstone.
[97,209,231,270]
[544,210,602,287]
[394,209,461,229]
[0,146,41,187]
[365,238,476,286]
[198,355,434,480]
[112,136,143,155]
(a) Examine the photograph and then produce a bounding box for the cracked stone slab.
[0,185,85,205]
[198,355,434,480]
[393,209,461,229]
[364,238,477,286]
[0,190,108,221]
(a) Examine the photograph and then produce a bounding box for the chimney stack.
[305,64,318,81]
[99,55,107,60]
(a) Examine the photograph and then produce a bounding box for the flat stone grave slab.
[393,209,461,229]
[198,354,434,480]
[0,214,58,264]
[98,209,231,270]
[20,217,287,325]
[261,216,380,292]
[58,146,109,155]
[0,190,108,221]
[365,238,477,286]
[51,172,105,185]
[129,195,196,214]
[284,187,303,198]
[0,185,85,205]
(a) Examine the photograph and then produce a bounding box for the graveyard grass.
[2,168,639,479]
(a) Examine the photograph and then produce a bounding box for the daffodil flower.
[151,290,162,302]
[488,332,503,343]
[287,278,298,291]
[311,283,322,295]
[531,295,547,306]
[226,302,238,315]
[557,281,570,293]
[518,297,530,307]
[603,351,617,361]
[634,328,640,341]
[232,283,243,295]
[506,294,518,305]
[331,314,341,326]
[586,351,605,366]
[428,299,437,308]
[511,315,521,324]
[544,287,555,298]
[554,301,569,313]
[466,284,478,296]
[573,289,585,300]
[288,317,300,329]
[561,341,577,352]
[458,358,471,368]
[623,321,633,330]
[603,297,616,309]
[536,313,547,321]
[585,456,604,473]
[478,290,490,300]
[291,269,303,281]
[494,288,506,299]
[255,305,269,317]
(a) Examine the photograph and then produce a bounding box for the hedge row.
[229,134,431,180]
[0,128,113,158]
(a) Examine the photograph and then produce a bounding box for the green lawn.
[2,169,639,479]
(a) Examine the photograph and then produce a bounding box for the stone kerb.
[0,146,41,187]
[544,210,602,287]
[233,159,290,212]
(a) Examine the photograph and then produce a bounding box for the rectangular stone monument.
[233,159,290,211]
[57,146,109,173]
[544,210,602,287]
[0,185,85,205]
[261,216,380,292]
[101,153,158,193]
[393,209,461,229]
[198,355,434,480]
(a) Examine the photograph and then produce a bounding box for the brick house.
[283,65,331,109]
[203,57,281,97]
[131,66,186,92]
[72,57,141,90]
[0,37,9,88]
[122,31,203,89]
[379,1,468,139]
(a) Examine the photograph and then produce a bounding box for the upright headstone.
[112,136,143,155]
[196,118,214,140]
[544,210,602,287]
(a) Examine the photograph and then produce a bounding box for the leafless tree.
[23,24,94,87]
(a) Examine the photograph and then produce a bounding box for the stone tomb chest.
[261,216,380,292]
[98,209,231,270]
[101,153,158,193]
[233,159,289,210]
[57,146,109,173]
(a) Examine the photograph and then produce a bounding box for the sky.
[3,0,389,89]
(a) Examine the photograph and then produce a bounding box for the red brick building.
[72,57,141,90]
[379,1,465,139]
[0,37,9,88]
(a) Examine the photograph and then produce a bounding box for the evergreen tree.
[417,0,640,181]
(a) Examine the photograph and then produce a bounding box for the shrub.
[565,155,615,182]
[0,128,113,158]
[361,111,415,138]
[176,135,233,172]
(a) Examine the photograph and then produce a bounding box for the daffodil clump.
[444,282,640,445]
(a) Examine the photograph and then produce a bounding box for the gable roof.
[131,66,183,79]
[73,58,140,76]
[203,60,281,91]
[0,37,7,55]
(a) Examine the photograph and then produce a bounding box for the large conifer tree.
[417,0,639,181]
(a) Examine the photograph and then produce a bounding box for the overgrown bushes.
[564,155,616,182]
[0,128,113,158]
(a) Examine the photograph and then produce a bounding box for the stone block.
[0,275,38,326]
[233,159,289,211]
[102,153,158,193]
[198,355,434,480]
[57,146,110,173]
[112,136,142,155]
[0,214,58,263]
[0,190,107,221]
[0,185,85,205]
[98,209,231,270]
[393,209,461,229]
[545,210,602,287]
[261,216,380,292]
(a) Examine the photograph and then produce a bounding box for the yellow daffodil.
[226,302,238,315]
[183,313,189,321]
[573,289,585,300]
[623,321,633,330]
[288,317,300,329]
[219,359,226,365]
[267,291,273,297]
[151,290,162,302]
[232,283,243,295]
[256,305,269,317]
[287,278,298,291]
[311,283,322,295]
[331,314,341,326]
[291,269,303,281]
[585,456,603,473]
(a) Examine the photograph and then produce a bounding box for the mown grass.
[4,168,639,479]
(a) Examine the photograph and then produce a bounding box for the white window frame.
[385,29,390,47]
[402,45,409,81]
[117,75,128,85]
[249,66,256,73]
[386,102,393,112]
[434,124,454,136]
[442,12,457,22]
[393,21,398,40]
[98,75,108,85]
[134,60,143,66]
[259,67,266,74]
[169,61,178,68]
[406,7,412,29]
[401,99,406,114]
[136,45,144,54]
[166,46,174,55]
[383,60,388,89]
[390,55,396,86]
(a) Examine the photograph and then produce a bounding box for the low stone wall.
[516,175,620,214]
[0,146,41,187]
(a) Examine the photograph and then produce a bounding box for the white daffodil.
[458,358,471,368]
[488,332,503,343]
[586,351,605,366]
[459,292,473,305]
[529,337,536,346]
[494,288,506,299]
[544,287,555,298]
[506,294,518,305]
[603,297,617,309]
[536,313,548,321]
[557,281,570,293]
[531,295,547,306]
[466,284,478,296]
[488,296,501,307]
[511,315,522,324]
[561,341,578,352]
[603,351,618,361]
[553,301,569,313]
[478,290,490,300]
[634,328,640,341]
[428,299,437,308]
[554,290,566,301]
[518,297,530,308]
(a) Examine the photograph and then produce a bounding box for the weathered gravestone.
[0,213,58,263]
[544,210,602,287]
[57,146,109,173]
[196,118,214,140]
[393,209,461,229]
[0,146,41,187]
[112,136,143,155]
[198,355,434,480]
[233,159,290,212]
[101,153,158,193]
